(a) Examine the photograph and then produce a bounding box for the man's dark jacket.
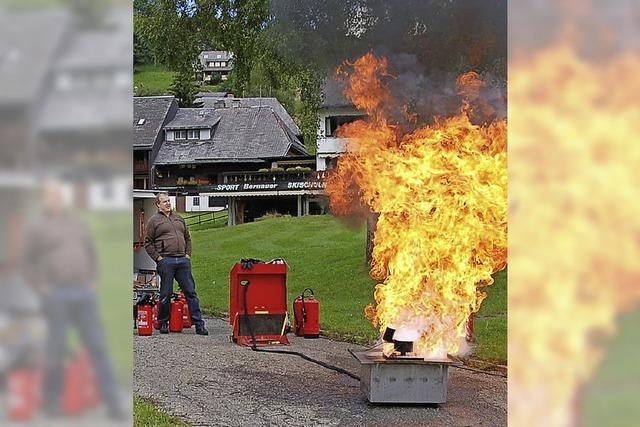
[144,211,192,261]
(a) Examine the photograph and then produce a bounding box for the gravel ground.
[134,317,506,427]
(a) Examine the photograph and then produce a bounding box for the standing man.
[145,192,208,335]
[24,179,126,419]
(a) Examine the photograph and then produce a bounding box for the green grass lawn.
[82,211,133,384]
[473,268,507,363]
[134,64,175,96]
[134,395,189,427]
[582,307,640,426]
[186,214,507,363]
[133,64,231,97]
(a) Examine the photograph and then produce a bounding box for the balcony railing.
[317,136,348,155]
[222,169,326,185]
[155,170,328,194]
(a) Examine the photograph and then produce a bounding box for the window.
[209,61,215,67]
[220,62,226,67]
[175,130,187,140]
[216,54,222,59]
[187,129,200,140]
[214,61,221,67]
[326,157,338,170]
[209,196,225,208]
[193,197,200,206]
[137,118,145,125]
[326,115,366,136]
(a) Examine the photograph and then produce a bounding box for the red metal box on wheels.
[229,261,289,346]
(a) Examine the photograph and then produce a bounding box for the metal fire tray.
[350,349,455,404]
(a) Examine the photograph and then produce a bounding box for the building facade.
[316,77,366,171]
[197,50,233,83]
[133,96,178,189]
[134,94,327,224]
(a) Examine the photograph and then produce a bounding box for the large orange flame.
[509,43,640,426]
[326,53,507,358]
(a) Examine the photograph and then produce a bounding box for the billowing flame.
[326,53,507,358]
[509,44,640,426]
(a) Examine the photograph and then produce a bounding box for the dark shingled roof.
[197,97,301,136]
[39,89,132,133]
[155,106,308,164]
[0,9,69,106]
[195,91,228,98]
[198,50,233,71]
[55,7,131,71]
[321,77,354,108]
[163,108,221,130]
[133,96,176,148]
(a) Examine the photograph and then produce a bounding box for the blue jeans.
[157,256,204,327]
[43,288,122,414]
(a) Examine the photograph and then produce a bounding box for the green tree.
[134,30,151,66]
[170,68,201,107]
[196,0,270,96]
[135,0,202,70]
[288,66,323,153]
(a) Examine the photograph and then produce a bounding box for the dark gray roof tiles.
[198,50,233,70]
[133,96,176,147]
[163,108,221,130]
[322,76,354,108]
[195,91,228,98]
[56,8,131,71]
[199,50,232,60]
[198,97,301,135]
[155,106,308,164]
[0,9,70,106]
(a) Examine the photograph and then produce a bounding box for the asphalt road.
[134,317,506,427]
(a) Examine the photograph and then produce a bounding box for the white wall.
[185,195,227,212]
[166,130,174,141]
[316,107,365,138]
[201,128,211,140]
[315,107,363,170]
[88,177,131,210]
[317,137,347,155]
[316,157,327,171]
[186,195,201,212]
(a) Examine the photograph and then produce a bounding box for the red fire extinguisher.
[137,296,154,336]
[466,312,475,343]
[169,294,183,332]
[293,288,320,338]
[62,356,84,415]
[179,292,192,328]
[7,367,41,421]
[76,348,100,409]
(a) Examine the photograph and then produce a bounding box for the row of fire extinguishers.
[6,348,100,421]
[136,292,192,336]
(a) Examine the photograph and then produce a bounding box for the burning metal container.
[350,327,454,404]
[351,348,454,404]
